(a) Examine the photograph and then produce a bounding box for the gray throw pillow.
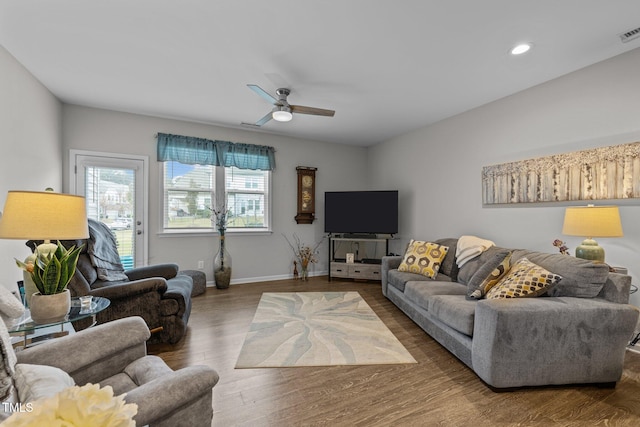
[457,247,511,285]
[466,251,512,299]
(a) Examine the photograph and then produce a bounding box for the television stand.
[343,233,377,239]
[328,235,389,282]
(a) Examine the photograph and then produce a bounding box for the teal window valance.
[157,132,276,171]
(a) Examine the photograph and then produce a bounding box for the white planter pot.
[29,289,71,324]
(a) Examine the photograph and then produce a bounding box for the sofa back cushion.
[457,246,511,285]
[435,238,459,280]
[511,250,609,297]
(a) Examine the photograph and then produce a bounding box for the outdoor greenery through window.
[163,161,270,232]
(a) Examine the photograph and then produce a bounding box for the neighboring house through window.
[162,162,270,232]
[157,133,275,233]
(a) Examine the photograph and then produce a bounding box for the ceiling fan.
[244,84,335,127]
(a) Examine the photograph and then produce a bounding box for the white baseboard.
[627,345,640,355]
[205,270,329,287]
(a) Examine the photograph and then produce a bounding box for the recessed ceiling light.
[510,43,532,55]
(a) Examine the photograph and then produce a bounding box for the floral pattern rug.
[235,292,416,368]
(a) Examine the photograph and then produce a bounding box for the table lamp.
[0,190,89,306]
[562,205,623,263]
[0,190,89,247]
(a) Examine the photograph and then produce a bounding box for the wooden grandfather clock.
[295,166,317,224]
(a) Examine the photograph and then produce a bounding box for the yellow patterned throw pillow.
[486,257,562,299]
[398,240,449,279]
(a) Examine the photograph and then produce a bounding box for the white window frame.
[159,163,272,236]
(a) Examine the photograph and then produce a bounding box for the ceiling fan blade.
[247,84,277,105]
[255,111,273,126]
[290,105,335,117]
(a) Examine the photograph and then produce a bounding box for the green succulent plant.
[16,242,83,295]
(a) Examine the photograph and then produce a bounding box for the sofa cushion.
[428,295,477,337]
[404,280,467,310]
[486,257,562,299]
[398,240,449,279]
[511,250,609,297]
[435,238,459,281]
[467,252,512,299]
[457,246,511,285]
[388,269,452,292]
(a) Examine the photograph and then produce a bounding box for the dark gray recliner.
[39,219,193,344]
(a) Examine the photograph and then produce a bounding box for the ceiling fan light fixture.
[272,106,293,122]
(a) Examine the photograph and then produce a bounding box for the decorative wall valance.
[157,132,276,171]
[482,142,640,204]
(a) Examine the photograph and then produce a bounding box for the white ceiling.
[1,1,640,146]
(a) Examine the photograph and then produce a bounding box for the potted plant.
[284,234,324,281]
[16,241,83,323]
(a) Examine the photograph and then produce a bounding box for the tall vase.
[214,232,232,289]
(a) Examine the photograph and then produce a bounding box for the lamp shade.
[562,205,623,238]
[0,191,89,240]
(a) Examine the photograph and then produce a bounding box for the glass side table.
[8,296,110,349]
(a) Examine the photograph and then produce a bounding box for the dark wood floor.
[148,277,640,426]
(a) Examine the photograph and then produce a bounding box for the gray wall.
[61,105,369,283]
[0,45,62,291]
[368,47,640,308]
[4,39,640,308]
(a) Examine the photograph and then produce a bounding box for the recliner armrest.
[16,317,151,381]
[125,263,179,281]
[89,278,168,299]
[124,365,219,426]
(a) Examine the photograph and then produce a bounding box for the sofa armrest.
[16,317,150,383]
[471,297,640,388]
[381,256,403,297]
[89,278,168,300]
[125,263,179,281]
[598,272,632,304]
[124,365,219,426]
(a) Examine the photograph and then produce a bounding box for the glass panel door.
[70,151,147,268]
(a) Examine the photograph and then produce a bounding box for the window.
[162,162,270,232]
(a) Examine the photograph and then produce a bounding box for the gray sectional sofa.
[381,237,640,389]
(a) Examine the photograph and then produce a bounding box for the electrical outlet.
[197,260,204,269]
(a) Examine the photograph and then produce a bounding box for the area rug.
[235,291,417,368]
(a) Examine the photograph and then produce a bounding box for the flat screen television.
[324,190,398,235]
